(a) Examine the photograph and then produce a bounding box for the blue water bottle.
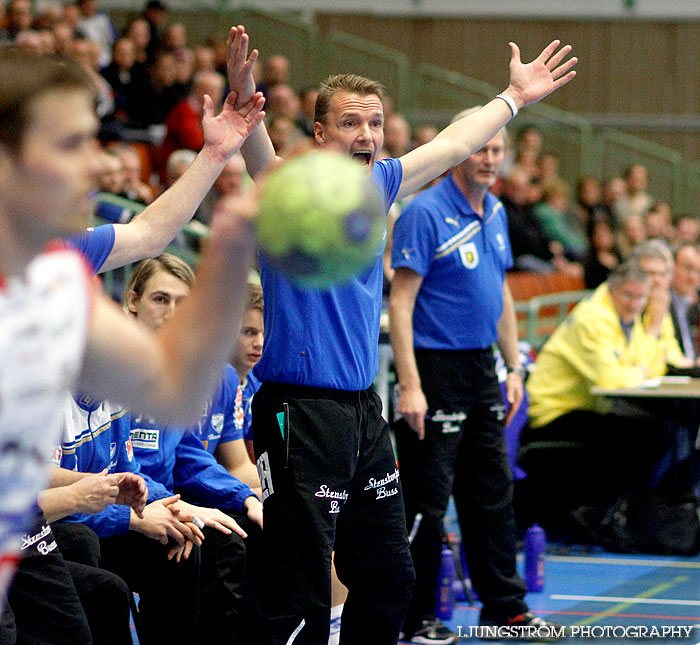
[524,524,546,592]
[435,543,456,620]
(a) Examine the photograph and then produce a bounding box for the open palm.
[508,40,578,107]
[202,90,266,161]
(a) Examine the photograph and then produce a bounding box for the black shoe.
[401,616,459,644]
[479,612,568,641]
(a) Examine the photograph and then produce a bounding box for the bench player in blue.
[227,26,577,644]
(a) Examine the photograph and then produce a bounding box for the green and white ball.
[256,150,385,289]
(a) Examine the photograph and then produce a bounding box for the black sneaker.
[479,612,568,641]
[402,617,458,644]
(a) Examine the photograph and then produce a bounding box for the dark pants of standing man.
[246,382,415,645]
[396,348,528,633]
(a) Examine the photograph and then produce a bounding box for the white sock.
[328,603,344,644]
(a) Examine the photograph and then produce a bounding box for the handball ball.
[256,150,385,289]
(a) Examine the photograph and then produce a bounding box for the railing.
[514,290,592,349]
[213,8,696,210]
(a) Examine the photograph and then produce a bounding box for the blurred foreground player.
[228,25,577,644]
[0,50,263,606]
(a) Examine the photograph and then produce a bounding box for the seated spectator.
[537,152,560,183]
[265,82,301,121]
[76,0,116,68]
[163,20,187,51]
[412,123,438,149]
[142,0,168,61]
[613,163,654,223]
[69,36,115,120]
[501,166,556,273]
[53,20,76,56]
[532,177,588,261]
[36,27,57,55]
[123,16,150,64]
[674,213,700,245]
[297,85,319,137]
[617,213,647,257]
[629,240,689,368]
[163,147,197,188]
[193,44,216,72]
[195,152,248,225]
[383,113,411,158]
[256,53,289,98]
[128,50,183,128]
[13,28,43,55]
[602,176,626,214]
[158,69,225,176]
[111,142,154,204]
[267,113,303,157]
[173,45,195,89]
[1,0,32,42]
[584,219,621,288]
[669,243,700,362]
[645,201,673,242]
[523,262,670,525]
[100,36,149,123]
[575,175,614,229]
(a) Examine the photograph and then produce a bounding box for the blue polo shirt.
[255,158,403,391]
[391,174,513,350]
[192,363,243,453]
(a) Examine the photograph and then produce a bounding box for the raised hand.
[202,90,265,163]
[226,25,258,108]
[506,40,578,108]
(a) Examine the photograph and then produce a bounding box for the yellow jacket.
[527,283,670,428]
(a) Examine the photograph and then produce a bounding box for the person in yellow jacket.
[522,261,670,522]
[628,239,689,369]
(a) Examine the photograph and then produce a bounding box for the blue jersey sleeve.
[391,198,438,277]
[67,224,116,274]
[62,506,132,537]
[174,432,256,512]
[372,158,403,211]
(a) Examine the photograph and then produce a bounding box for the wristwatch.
[507,366,526,379]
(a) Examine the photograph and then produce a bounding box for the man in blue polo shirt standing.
[227,25,577,644]
[390,120,556,643]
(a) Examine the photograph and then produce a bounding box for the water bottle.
[449,535,475,604]
[524,524,546,592]
[435,543,455,620]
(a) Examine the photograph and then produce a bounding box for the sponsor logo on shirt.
[130,428,160,450]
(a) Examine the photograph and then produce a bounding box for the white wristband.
[496,93,518,118]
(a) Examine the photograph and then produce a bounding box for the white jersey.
[0,248,91,589]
